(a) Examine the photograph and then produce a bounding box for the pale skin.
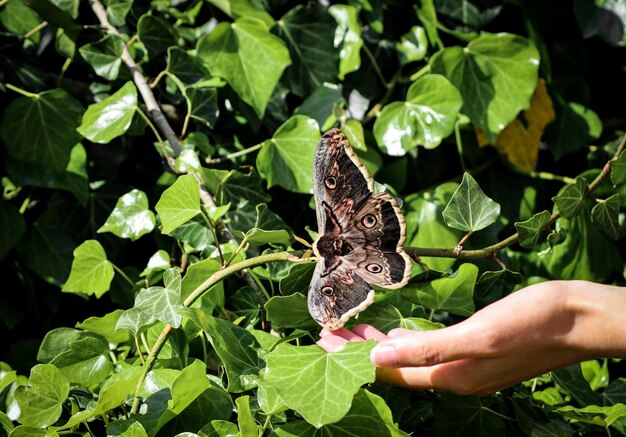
[317,280,626,396]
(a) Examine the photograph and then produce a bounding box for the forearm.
[564,280,626,359]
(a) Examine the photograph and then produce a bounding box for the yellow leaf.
[475,79,555,172]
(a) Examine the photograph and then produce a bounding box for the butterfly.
[308,128,412,330]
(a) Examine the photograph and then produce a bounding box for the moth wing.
[307,258,374,330]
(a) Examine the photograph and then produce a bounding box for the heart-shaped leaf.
[197,17,290,117]
[257,115,320,194]
[62,240,114,297]
[402,263,477,316]
[137,14,178,57]
[329,4,362,79]
[98,189,156,241]
[78,34,124,80]
[261,341,376,427]
[396,25,427,65]
[442,173,501,232]
[265,293,318,331]
[279,262,315,295]
[0,88,83,172]
[77,81,137,144]
[514,210,552,249]
[610,151,626,187]
[552,177,589,219]
[155,174,201,234]
[49,336,113,386]
[430,33,539,142]
[591,193,621,240]
[15,364,69,427]
[374,74,462,155]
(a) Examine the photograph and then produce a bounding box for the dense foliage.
[1,0,626,435]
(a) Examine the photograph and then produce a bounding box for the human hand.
[317,280,625,396]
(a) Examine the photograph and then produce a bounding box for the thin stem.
[428,308,436,322]
[5,83,37,98]
[206,143,263,164]
[362,43,388,88]
[528,171,576,185]
[409,64,430,82]
[0,0,9,7]
[362,70,401,125]
[454,120,467,173]
[150,69,167,89]
[112,263,135,288]
[200,210,225,265]
[225,236,248,267]
[24,21,48,40]
[134,335,145,365]
[136,108,174,168]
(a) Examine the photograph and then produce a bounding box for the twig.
[24,21,48,40]
[87,0,182,158]
[206,143,263,164]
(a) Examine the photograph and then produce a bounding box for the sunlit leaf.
[329,4,363,79]
[442,173,501,232]
[79,35,124,80]
[62,240,114,297]
[98,189,156,241]
[155,174,201,234]
[15,364,69,427]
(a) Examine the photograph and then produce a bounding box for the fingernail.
[370,344,397,367]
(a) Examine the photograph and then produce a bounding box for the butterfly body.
[308,129,412,330]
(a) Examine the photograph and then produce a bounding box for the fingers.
[352,324,387,341]
[370,324,480,368]
[317,327,367,353]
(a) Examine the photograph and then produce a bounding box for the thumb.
[370,326,476,368]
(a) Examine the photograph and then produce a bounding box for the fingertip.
[353,324,387,342]
[317,335,348,353]
[370,344,398,367]
[387,328,415,338]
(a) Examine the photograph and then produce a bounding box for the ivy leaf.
[374,74,462,155]
[48,336,113,386]
[514,210,552,249]
[548,227,568,250]
[0,88,83,172]
[610,151,626,187]
[15,364,69,427]
[475,269,523,305]
[136,269,184,328]
[552,177,589,219]
[295,83,344,132]
[137,15,178,57]
[76,310,131,344]
[265,293,318,331]
[104,0,132,27]
[358,304,443,333]
[77,81,138,144]
[62,240,114,298]
[165,47,210,85]
[236,396,258,436]
[274,389,409,436]
[591,194,621,240]
[205,0,274,26]
[442,173,501,232]
[396,25,428,65]
[197,17,290,117]
[78,35,124,80]
[402,263,477,316]
[186,86,219,128]
[98,189,156,241]
[279,262,315,295]
[276,3,339,97]
[546,99,602,160]
[430,33,540,142]
[256,115,320,194]
[328,4,362,80]
[0,0,41,42]
[433,394,505,436]
[261,341,376,427]
[22,0,81,33]
[184,308,263,392]
[240,204,293,246]
[155,174,201,234]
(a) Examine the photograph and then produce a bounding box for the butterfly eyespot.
[325,176,337,189]
[321,286,334,296]
[366,263,382,273]
[361,214,377,228]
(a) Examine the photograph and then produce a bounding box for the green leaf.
[49,336,113,386]
[430,33,540,142]
[547,227,568,250]
[184,308,263,392]
[374,74,462,155]
[15,364,69,427]
[514,210,552,249]
[276,3,339,96]
[166,47,211,85]
[610,150,626,186]
[433,394,505,437]
[546,99,602,160]
[22,0,81,33]
[98,189,156,241]
[294,84,344,131]
[104,0,132,27]
[205,0,273,26]
[77,81,138,144]
[155,174,201,234]
[396,25,428,65]
[274,389,409,436]
[138,269,184,328]
[0,203,26,262]
[279,262,315,295]
[197,17,290,117]
[545,202,622,281]
[0,88,83,172]
[552,177,589,219]
[186,86,219,128]
[591,193,621,240]
[78,35,124,80]
[62,240,114,297]
[0,0,41,42]
[76,310,131,344]
[256,115,320,193]
[235,396,258,436]
[402,263,477,316]
[475,269,524,305]
[261,341,376,427]
[557,404,626,433]
[265,293,318,331]
[137,14,178,57]
[329,4,363,80]
[358,304,444,333]
[442,173,501,232]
